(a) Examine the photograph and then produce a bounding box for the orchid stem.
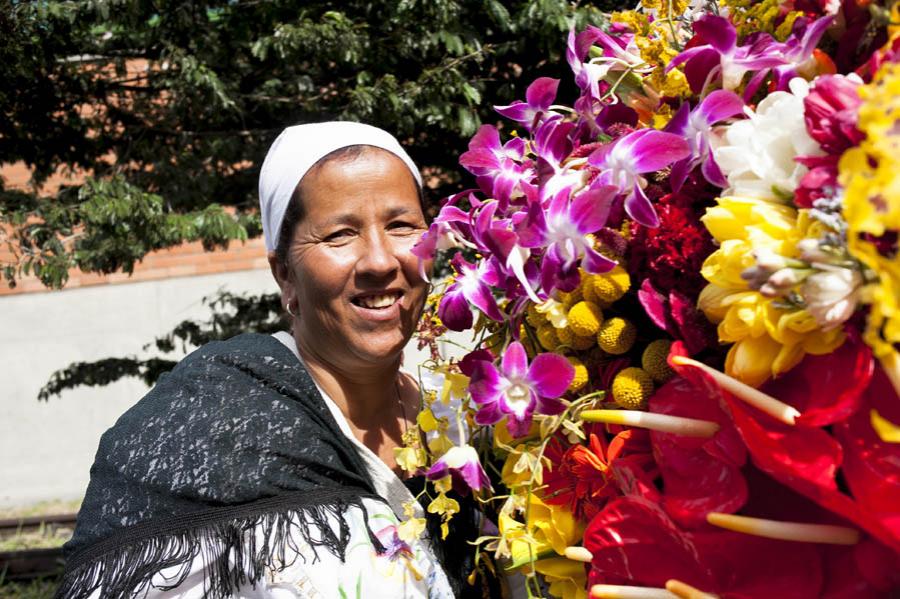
[706,512,860,545]
[670,355,801,426]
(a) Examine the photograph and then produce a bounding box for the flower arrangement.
[406,1,900,597]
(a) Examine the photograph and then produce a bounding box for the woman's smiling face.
[278,147,428,370]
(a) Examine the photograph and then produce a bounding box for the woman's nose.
[357,231,400,278]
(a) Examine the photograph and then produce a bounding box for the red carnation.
[627,181,717,300]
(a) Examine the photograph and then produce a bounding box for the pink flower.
[494,77,560,132]
[803,74,864,154]
[468,341,574,437]
[425,445,491,495]
[795,74,863,208]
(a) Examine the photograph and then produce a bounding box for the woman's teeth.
[355,293,401,309]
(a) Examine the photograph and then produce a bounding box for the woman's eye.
[388,221,417,231]
[324,229,354,242]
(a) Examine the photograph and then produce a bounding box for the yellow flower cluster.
[611,8,692,103]
[597,317,637,354]
[524,267,634,360]
[839,59,900,391]
[699,196,845,386]
[721,0,803,41]
[499,494,587,599]
[639,0,691,14]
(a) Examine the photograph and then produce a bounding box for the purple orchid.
[566,27,607,104]
[532,116,583,199]
[438,253,503,331]
[425,445,491,495]
[517,185,618,294]
[771,16,834,90]
[411,203,472,280]
[468,341,574,437]
[587,129,691,228]
[374,525,415,560]
[468,200,541,303]
[666,14,787,97]
[494,77,560,131]
[664,90,745,190]
[459,125,534,208]
[566,26,642,101]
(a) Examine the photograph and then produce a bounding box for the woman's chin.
[347,333,409,366]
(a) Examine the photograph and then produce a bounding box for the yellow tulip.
[535,557,588,599]
[698,284,751,322]
[724,335,781,388]
[701,239,756,289]
[501,496,584,569]
[701,195,796,244]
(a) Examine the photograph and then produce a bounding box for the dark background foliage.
[0,0,633,398]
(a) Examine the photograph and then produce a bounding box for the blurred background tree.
[0,0,631,398]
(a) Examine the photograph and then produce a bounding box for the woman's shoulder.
[94,332,320,463]
[174,332,295,369]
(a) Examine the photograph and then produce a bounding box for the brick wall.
[1,160,268,297]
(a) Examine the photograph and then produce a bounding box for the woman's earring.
[285,301,298,318]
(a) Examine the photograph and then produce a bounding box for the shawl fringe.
[56,491,385,599]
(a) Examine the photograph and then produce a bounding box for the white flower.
[802,264,863,331]
[713,78,824,200]
[536,297,568,329]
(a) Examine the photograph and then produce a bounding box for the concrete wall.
[0,269,279,508]
[0,268,472,509]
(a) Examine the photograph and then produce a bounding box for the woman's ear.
[268,251,294,306]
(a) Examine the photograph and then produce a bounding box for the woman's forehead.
[300,150,422,220]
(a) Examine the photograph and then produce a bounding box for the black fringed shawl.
[57,333,387,598]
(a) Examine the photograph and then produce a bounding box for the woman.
[57,122,484,598]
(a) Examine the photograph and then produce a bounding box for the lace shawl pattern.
[58,333,383,598]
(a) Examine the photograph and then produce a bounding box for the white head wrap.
[258,121,422,252]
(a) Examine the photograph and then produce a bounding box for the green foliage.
[2,0,636,395]
[0,577,58,599]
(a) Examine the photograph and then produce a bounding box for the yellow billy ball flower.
[597,317,637,355]
[567,301,604,337]
[556,326,596,351]
[585,265,631,306]
[611,367,655,409]
[558,288,583,309]
[641,339,674,383]
[566,357,589,393]
[525,303,546,328]
[536,324,560,351]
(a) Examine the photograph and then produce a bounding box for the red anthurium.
[834,365,900,550]
[741,469,900,595]
[668,340,843,491]
[649,377,748,528]
[667,342,900,554]
[584,496,825,597]
[585,496,714,589]
[759,334,873,428]
[821,541,900,598]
